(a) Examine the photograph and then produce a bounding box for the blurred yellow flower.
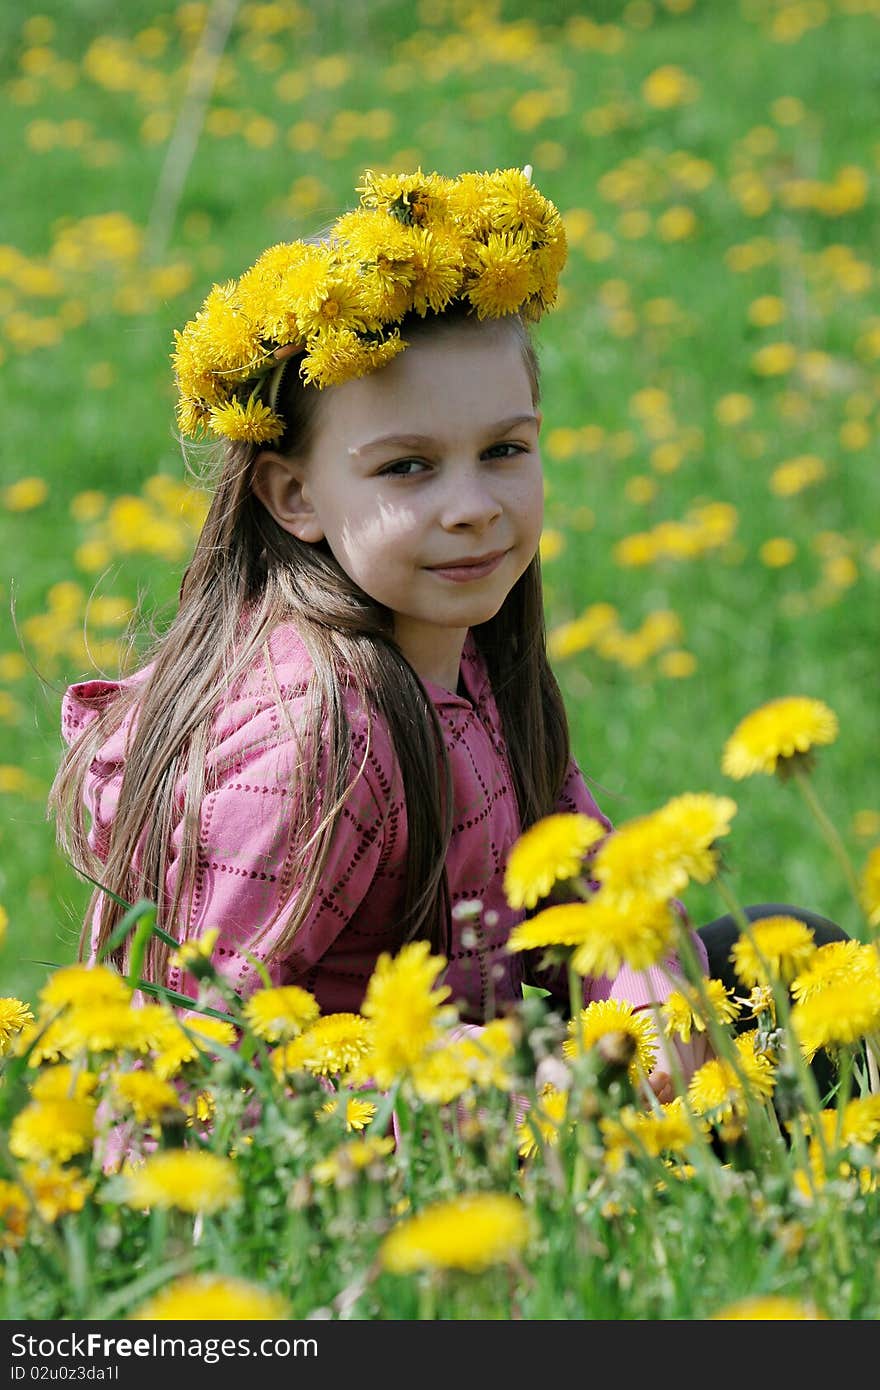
[381,1193,529,1273]
[359,941,455,1087]
[110,1071,183,1125]
[751,342,797,376]
[123,1150,240,1214]
[642,65,699,109]
[312,1135,395,1186]
[860,846,880,927]
[712,1295,826,1320]
[722,696,838,779]
[10,1099,96,1164]
[517,1083,568,1158]
[271,1013,374,1079]
[593,792,736,904]
[242,985,320,1042]
[748,294,785,327]
[39,963,131,1011]
[600,1096,696,1159]
[760,537,797,567]
[131,1275,288,1320]
[730,915,817,988]
[0,998,34,1055]
[3,477,48,511]
[20,1163,93,1223]
[715,392,754,426]
[769,454,826,497]
[504,812,607,910]
[0,1181,29,1250]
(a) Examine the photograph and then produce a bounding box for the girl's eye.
[378,443,526,477]
[485,442,526,459]
[380,458,426,477]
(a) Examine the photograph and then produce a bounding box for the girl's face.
[255,318,544,688]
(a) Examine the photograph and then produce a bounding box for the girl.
[50,166,713,1096]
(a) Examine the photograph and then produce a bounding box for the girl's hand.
[647,1069,674,1106]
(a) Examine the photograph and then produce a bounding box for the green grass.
[2,0,879,1002]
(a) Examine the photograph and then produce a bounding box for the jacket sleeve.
[165,703,392,1003]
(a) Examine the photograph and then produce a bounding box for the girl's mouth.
[426,551,509,581]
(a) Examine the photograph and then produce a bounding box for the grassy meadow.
[2,0,879,1002]
[0,0,880,1322]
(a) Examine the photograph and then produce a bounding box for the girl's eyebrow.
[348,413,540,457]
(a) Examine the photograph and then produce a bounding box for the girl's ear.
[251,450,325,544]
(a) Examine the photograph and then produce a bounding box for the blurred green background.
[2,0,878,1004]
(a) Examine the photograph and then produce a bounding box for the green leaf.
[101,899,178,961]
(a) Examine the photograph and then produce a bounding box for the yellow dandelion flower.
[687,1032,775,1122]
[503,812,607,910]
[465,230,537,319]
[20,1163,93,1223]
[380,1193,530,1273]
[61,1000,158,1056]
[9,1098,96,1164]
[563,999,657,1083]
[30,1065,98,1103]
[570,894,677,978]
[791,940,878,1003]
[152,1012,239,1080]
[131,1274,289,1321]
[456,1017,517,1091]
[39,963,131,1011]
[790,976,880,1061]
[300,325,406,388]
[271,1012,374,1079]
[168,927,219,975]
[600,1096,697,1159]
[407,225,465,316]
[0,998,34,1055]
[331,1096,377,1131]
[860,845,880,927]
[191,281,265,374]
[207,396,285,443]
[730,915,818,988]
[410,1043,473,1105]
[359,941,456,1088]
[712,1295,827,1320]
[242,985,320,1042]
[505,901,591,953]
[836,1094,880,1145]
[356,168,454,228]
[0,1181,29,1250]
[312,1135,396,1186]
[517,1083,568,1159]
[123,1150,240,1214]
[662,978,740,1043]
[593,793,736,904]
[721,696,838,779]
[110,1070,183,1124]
[292,264,374,339]
[483,167,563,245]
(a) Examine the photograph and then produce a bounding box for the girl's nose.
[438,473,503,528]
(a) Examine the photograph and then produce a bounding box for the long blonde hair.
[49,308,573,987]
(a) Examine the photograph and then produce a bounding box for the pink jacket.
[61,623,708,1030]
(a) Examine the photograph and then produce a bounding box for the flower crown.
[172,166,566,445]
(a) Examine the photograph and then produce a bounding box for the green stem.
[790,763,864,919]
[427,1104,455,1192]
[715,878,829,1166]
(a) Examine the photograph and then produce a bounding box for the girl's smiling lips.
[425,549,510,580]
